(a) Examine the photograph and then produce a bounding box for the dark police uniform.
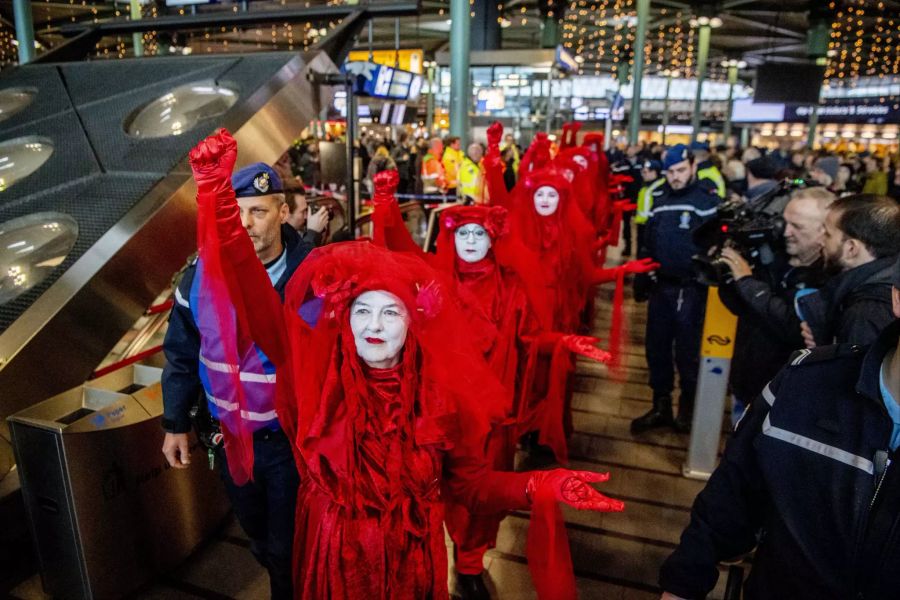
[162,164,313,600]
[660,319,900,600]
[632,176,720,433]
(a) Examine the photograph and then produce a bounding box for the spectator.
[285,190,330,247]
[501,132,521,175]
[390,132,413,194]
[888,161,900,201]
[690,141,726,198]
[740,146,762,164]
[298,142,320,189]
[659,256,900,600]
[799,194,900,348]
[722,159,746,197]
[501,146,517,191]
[832,162,856,196]
[421,138,447,195]
[809,155,839,190]
[717,187,834,425]
[458,142,485,204]
[442,136,464,197]
[634,158,664,253]
[631,144,722,434]
[862,154,889,196]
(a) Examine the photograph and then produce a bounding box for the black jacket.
[797,255,898,346]
[160,224,312,433]
[660,320,900,600]
[719,260,825,400]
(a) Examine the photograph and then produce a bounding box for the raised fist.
[487,121,504,148]
[526,469,624,512]
[561,334,612,364]
[372,169,400,203]
[189,129,238,196]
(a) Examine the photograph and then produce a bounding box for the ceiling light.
[709,16,723,28]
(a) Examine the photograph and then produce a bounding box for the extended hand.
[189,129,238,196]
[561,335,612,363]
[487,121,504,148]
[526,469,625,512]
[620,257,659,275]
[719,247,752,280]
[373,169,400,202]
[800,321,817,349]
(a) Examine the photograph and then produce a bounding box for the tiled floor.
[8,252,738,600]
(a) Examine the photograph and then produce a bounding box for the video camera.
[692,178,805,286]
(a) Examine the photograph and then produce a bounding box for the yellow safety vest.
[458,157,483,203]
[698,164,726,198]
[635,177,665,224]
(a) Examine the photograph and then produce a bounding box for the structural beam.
[12,0,35,64]
[722,64,738,143]
[627,0,650,144]
[449,0,471,144]
[689,23,710,142]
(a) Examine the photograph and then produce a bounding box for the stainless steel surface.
[0,87,36,123]
[125,80,239,139]
[0,50,337,422]
[0,136,54,191]
[9,363,230,599]
[0,212,79,304]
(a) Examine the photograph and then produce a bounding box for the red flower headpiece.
[440,205,509,240]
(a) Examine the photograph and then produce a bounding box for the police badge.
[253,172,271,194]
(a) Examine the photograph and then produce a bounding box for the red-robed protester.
[370,170,613,596]
[189,129,625,600]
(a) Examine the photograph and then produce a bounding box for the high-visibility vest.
[458,157,484,203]
[422,153,446,193]
[442,148,463,188]
[698,164,726,198]
[635,177,665,224]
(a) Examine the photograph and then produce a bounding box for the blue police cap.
[689,140,710,152]
[663,144,691,170]
[642,159,663,172]
[232,162,283,198]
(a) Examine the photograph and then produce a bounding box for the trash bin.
[8,363,230,600]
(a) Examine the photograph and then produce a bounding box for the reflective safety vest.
[191,260,279,431]
[698,164,726,198]
[458,157,484,203]
[635,177,665,224]
[442,148,464,188]
[422,152,446,194]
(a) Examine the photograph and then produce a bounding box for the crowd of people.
[158,122,900,600]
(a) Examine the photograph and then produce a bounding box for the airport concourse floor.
[9,245,735,600]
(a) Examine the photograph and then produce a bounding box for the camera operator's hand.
[720,247,752,281]
[800,321,817,349]
[307,206,330,234]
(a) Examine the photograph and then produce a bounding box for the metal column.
[346,84,358,234]
[661,73,673,145]
[12,0,35,64]
[690,24,711,143]
[806,104,819,150]
[130,0,144,58]
[628,0,650,144]
[722,64,738,143]
[425,65,436,134]
[449,0,471,145]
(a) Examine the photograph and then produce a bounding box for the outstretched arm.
[371,169,427,256]
[592,257,659,284]
[483,121,512,208]
[190,129,288,366]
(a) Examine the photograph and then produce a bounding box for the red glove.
[620,257,659,275]
[614,200,637,214]
[526,469,624,512]
[487,121,504,149]
[189,128,238,197]
[561,334,612,363]
[373,169,400,204]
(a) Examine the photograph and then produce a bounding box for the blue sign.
[555,45,578,73]
[341,61,423,101]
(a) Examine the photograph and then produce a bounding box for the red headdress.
[518,132,553,176]
[559,121,582,150]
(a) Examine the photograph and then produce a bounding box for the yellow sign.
[700,286,738,359]
[347,49,424,75]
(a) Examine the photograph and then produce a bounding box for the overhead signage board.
[347,49,424,74]
[555,45,578,74]
[732,97,899,124]
[342,62,422,101]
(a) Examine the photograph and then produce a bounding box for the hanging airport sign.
[732,98,899,125]
[347,49,424,74]
[555,46,578,74]
[341,61,424,101]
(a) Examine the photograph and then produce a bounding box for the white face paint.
[454,223,492,263]
[349,290,410,369]
[533,185,560,216]
[573,155,588,169]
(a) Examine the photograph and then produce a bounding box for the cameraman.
[717,187,834,424]
[632,144,721,434]
[798,194,900,348]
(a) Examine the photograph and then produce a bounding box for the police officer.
[161,163,313,599]
[634,159,664,252]
[659,256,900,600]
[631,145,721,434]
[690,141,726,199]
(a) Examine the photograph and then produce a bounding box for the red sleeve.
[201,191,289,367]
[371,192,426,256]
[444,446,531,514]
[483,152,512,209]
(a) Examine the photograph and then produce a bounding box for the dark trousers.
[645,281,706,399]
[218,428,299,600]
